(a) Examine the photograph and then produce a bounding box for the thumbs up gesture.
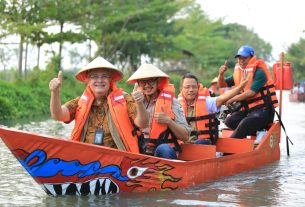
[219,60,228,76]
[154,106,170,125]
[49,71,63,92]
[132,85,144,103]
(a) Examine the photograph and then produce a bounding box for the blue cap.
[235,45,254,58]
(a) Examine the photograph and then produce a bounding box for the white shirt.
[205,96,220,113]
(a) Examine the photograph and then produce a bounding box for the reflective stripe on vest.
[150,84,175,139]
[70,85,139,153]
[145,84,182,152]
[107,89,139,153]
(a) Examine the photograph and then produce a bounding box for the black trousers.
[224,108,274,139]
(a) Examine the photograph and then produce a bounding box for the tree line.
[0,0,278,83]
[1,0,304,122]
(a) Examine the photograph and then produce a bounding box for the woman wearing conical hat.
[49,57,148,153]
[127,63,190,159]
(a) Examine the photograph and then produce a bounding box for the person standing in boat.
[217,45,278,138]
[178,73,248,145]
[49,57,148,153]
[127,64,190,159]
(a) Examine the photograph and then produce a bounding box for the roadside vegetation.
[0,62,181,121]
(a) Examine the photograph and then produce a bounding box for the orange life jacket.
[145,84,181,152]
[178,84,219,144]
[233,56,278,112]
[70,85,139,153]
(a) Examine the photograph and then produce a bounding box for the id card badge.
[93,127,104,145]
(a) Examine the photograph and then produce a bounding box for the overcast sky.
[198,0,305,59]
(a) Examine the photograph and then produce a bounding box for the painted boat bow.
[0,122,281,196]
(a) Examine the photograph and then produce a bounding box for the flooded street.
[1,91,305,206]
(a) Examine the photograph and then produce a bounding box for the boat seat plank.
[221,129,234,138]
[178,143,216,161]
[216,138,254,154]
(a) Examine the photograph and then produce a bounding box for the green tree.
[223,23,272,62]
[81,0,193,72]
[286,38,305,79]
[171,5,273,84]
[1,0,34,75]
[172,5,234,81]
[37,0,87,71]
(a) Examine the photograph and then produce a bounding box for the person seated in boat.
[127,63,190,159]
[299,85,305,93]
[209,77,223,97]
[178,73,248,145]
[49,57,148,153]
[217,45,278,139]
[292,82,304,94]
[292,82,299,93]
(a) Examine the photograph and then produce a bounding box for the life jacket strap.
[241,84,278,112]
[187,113,219,145]
[132,126,146,154]
[143,128,182,155]
[186,113,215,122]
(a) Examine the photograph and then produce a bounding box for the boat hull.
[0,123,281,196]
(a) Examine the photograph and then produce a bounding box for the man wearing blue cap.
[217,45,278,138]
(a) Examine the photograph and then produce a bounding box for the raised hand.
[49,71,62,92]
[219,60,228,76]
[132,86,144,103]
[154,106,170,124]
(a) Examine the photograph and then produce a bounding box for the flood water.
[1,91,305,206]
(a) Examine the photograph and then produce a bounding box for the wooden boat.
[0,122,281,196]
[289,93,305,102]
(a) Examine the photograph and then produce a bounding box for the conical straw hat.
[75,57,123,83]
[211,77,218,84]
[127,63,169,84]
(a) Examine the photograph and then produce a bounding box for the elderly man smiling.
[49,57,148,153]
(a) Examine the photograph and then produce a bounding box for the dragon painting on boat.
[12,146,181,196]
[0,121,281,196]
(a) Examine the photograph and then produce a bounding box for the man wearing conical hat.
[209,77,220,97]
[49,57,148,153]
[127,63,190,159]
[208,77,228,97]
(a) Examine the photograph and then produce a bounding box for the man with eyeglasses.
[178,73,248,145]
[49,57,148,153]
[127,63,190,159]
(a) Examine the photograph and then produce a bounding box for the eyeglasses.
[183,85,198,90]
[137,78,158,87]
[89,74,110,80]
